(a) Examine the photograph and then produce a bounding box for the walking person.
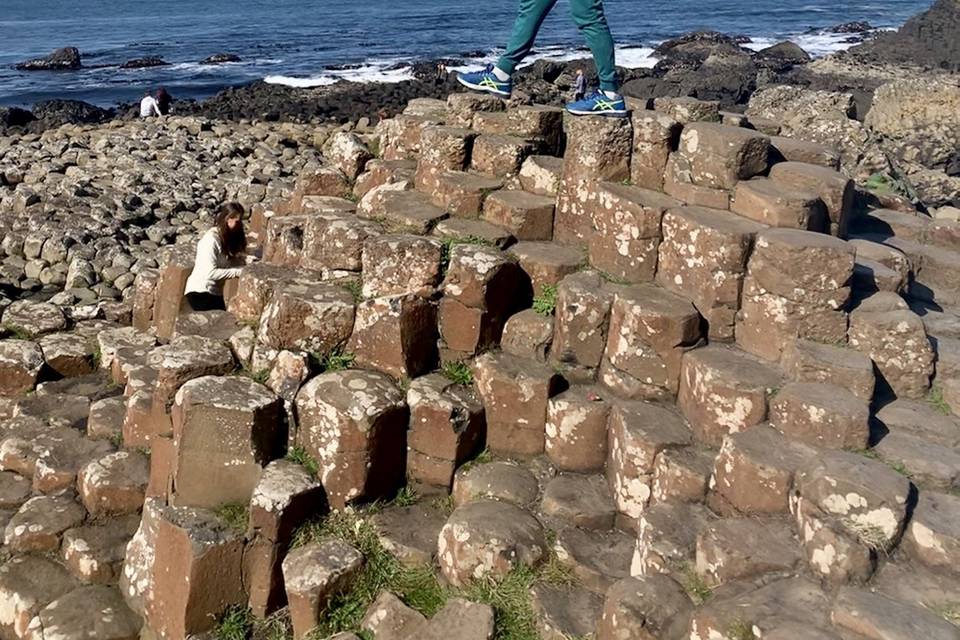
[183,202,249,311]
[574,68,586,101]
[456,0,626,116]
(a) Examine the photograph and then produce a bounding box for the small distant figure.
[435,63,447,85]
[574,69,586,102]
[139,90,161,118]
[183,202,249,312]
[156,87,172,115]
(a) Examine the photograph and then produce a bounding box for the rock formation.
[1,59,960,640]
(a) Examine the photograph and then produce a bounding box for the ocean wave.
[265,60,415,88]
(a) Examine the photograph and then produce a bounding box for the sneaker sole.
[456,76,511,97]
[565,107,629,117]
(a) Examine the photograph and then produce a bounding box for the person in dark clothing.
[574,68,587,101]
[156,87,172,115]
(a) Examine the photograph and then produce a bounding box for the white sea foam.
[265,59,415,87]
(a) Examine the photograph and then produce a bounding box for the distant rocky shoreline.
[0,20,887,134]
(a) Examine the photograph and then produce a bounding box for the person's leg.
[569,0,618,93]
[185,292,225,312]
[496,0,561,75]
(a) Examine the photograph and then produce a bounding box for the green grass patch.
[727,619,757,640]
[928,386,953,416]
[286,445,320,476]
[368,137,381,159]
[2,324,34,341]
[532,284,557,316]
[438,236,495,277]
[251,610,292,640]
[291,510,448,635]
[930,602,960,625]
[597,270,628,285]
[215,503,249,534]
[857,448,881,460]
[238,367,271,385]
[91,345,103,370]
[109,431,124,449]
[310,348,356,373]
[864,172,911,198]
[392,486,419,507]
[441,360,473,386]
[430,494,455,516]
[460,448,493,473]
[215,605,253,640]
[677,562,712,605]
[343,279,364,304]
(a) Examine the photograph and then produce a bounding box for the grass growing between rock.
[311,348,355,373]
[237,367,270,385]
[931,602,960,625]
[215,503,250,534]
[927,385,952,415]
[287,502,581,640]
[286,445,320,476]
[441,360,473,386]
[1,324,34,341]
[343,279,364,304]
[677,561,712,605]
[216,605,253,640]
[532,284,557,316]
[438,235,495,277]
[727,619,757,640]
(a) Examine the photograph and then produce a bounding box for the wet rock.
[120,56,169,69]
[554,526,634,593]
[201,53,241,64]
[15,47,81,71]
[531,584,602,640]
[370,503,446,567]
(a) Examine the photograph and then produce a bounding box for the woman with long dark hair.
[183,202,248,311]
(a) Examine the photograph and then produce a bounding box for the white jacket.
[184,228,243,295]
[140,96,161,117]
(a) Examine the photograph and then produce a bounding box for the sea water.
[0,0,927,107]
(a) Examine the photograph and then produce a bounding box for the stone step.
[470,134,535,178]
[507,241,584,296]
[359,188,448,235]
[482,189,555,241]
[519,155,563,197]
[730,177,828,231]
[431,217,515,249]
[426,170,504,218]
[767,161,854,236]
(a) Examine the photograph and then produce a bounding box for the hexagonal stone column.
[169,376,283,508]
[294,370,408,508]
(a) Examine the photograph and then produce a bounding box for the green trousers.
[496,0,618,92]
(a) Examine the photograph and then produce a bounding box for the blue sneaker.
[456,65,512,97]
[566,90,628,117]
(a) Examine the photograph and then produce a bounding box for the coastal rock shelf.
[1,82,960,640]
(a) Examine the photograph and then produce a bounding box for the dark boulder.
[0,107,36,128]
[31,100,114,127]
[844,0,960,70]
[673,52,758,105]
[120,56,170,69]
[201,53,241,65]
[654,31,751,59]
[755,41,812,71]
[14,47,81,71]
[828,21,874,33]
